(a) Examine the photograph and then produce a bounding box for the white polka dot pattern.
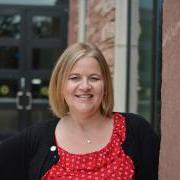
[42,113,135,180]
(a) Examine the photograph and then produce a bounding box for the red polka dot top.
[42,113,135,179]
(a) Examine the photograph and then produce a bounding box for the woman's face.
[63,56,105,115]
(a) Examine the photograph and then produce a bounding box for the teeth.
[76,95,92,98]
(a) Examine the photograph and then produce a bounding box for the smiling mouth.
[75,94,93,99]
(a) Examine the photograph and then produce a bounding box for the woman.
[0,43,160,179]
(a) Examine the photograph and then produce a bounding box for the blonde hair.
[48,43,114,118]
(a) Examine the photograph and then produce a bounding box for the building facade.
[0,0,165,176]
[0,0,161,140]
[69,0,162,134]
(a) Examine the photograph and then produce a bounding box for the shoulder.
[120,112,157,137]
[0,118,59,153]
[113,112,160,151]
[113,112,155,138]
[24,118,59,150]
[0,119,59,179]
[121,112,149,126]
[120,112,160,149]
[119,113,160,160]
[27,118,59,137]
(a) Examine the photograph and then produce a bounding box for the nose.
[79,78,91,90]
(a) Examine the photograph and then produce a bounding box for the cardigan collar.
[39,118,60,178]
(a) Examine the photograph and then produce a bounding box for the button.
[50,145,56,151]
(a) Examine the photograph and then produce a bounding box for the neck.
[64,111,105,131]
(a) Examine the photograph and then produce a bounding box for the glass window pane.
[31,78,48,99]
[139,0,153,9]
[139,20,153,42]
[0,15,21,39]
[0,46,20,69]
[0,79,18,98]
[32,47,60,70]
[0,110,18,132]
[138,48,152,119]
[30,110,54,124]
[32,16,60,39]
[128,0,153,122]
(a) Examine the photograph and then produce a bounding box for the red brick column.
[159,0,180,179]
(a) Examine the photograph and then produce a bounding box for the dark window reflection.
[30,110,54,125]
[31,78,48,99]
[0,15,21,39]
[0,46,20,69]
[128,0,154,122]
[0,110,18,133]
[139,9,152,43]
[32,16,60,39]
[0,79,18,98]
[32,47,60,70]
[137,1,153,120]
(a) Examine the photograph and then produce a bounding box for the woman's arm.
[0,124,40,180]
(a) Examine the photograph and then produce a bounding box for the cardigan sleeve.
[122,113,160,180]
[0,124,40,179]
[0,119,58,180]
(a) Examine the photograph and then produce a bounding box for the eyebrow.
[69,73,102,76]
[68,73,80,76]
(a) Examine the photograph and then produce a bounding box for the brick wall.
[87,0,115,73]
[68,0,116,74]
[68,0,78,44]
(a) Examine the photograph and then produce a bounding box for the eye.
[68,76,80,81]
[89,77,100,82]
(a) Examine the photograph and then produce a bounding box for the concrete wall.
[159,0,180,179]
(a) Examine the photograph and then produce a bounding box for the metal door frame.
[0,4,68,131]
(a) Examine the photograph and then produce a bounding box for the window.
[127,0,162,133]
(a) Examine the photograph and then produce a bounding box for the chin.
[76,108,94,114]
[72,106,98,115]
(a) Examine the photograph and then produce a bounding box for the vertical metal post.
[113,0,129,112]
[78,0,87,42]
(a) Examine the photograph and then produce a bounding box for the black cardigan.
[0,113,160,180]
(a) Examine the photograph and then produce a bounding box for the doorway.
[0,4,68,139]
